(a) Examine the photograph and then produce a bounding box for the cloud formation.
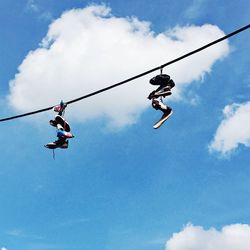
[26,0,39,12]
[184,0,206,20]
[26,0,52,21]
[166,224,250,250]
[9,4,229,128]
[209,102,250,155]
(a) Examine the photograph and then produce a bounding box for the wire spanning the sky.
[0,23,249,123]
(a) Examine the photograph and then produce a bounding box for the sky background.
[0,1,250,250]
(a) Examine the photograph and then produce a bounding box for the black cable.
[1,24,249,122]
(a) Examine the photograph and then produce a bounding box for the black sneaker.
[154,87,171,98]
[49,119,57,127]
[153,108,173,129]
[60,140,69,149]
[161,107,172,119]
[45,139,65,149]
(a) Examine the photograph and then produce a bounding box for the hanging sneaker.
[153,86,172,98]
[153,108,173,129]
[45,138,66,149]
[60,140,69,149]
[49,119,57,127]
[162,107,173,119]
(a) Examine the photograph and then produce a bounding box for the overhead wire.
[0,23,249,123]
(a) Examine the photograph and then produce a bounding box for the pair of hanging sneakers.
[45,104,74,149]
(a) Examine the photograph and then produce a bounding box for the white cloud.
[26,0,39,12]
[184,0,206,20]
[209,102,250,155]
[6,229,23,237]
[26,0,52,21]
[6,228,42,240]
[166,224,250,250]
[1,247,7,250]
[8,4,230,128]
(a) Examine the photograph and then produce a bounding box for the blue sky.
[0,1,250,250]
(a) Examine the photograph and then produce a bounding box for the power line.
[1,24,249,123]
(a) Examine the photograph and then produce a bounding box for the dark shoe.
[49,119,57,127]
[55,115,71,132]
[60,140,69,149]
[161,107,172,119]
[45,138,66,149]
[153,108,173,129]
[148,90,156,100]
[153,86,171,98]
